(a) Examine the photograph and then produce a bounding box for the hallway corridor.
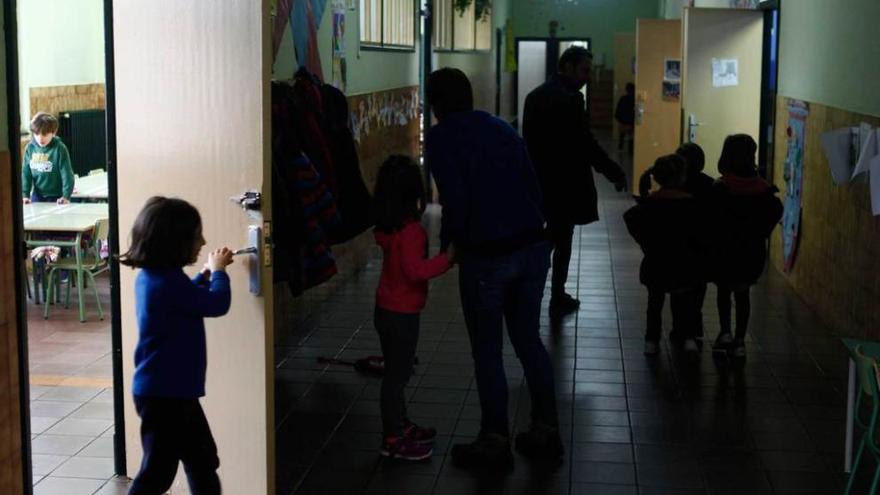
[274,165,852,494]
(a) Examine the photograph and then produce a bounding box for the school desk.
[23,202,109,322]
[71,171,109,202]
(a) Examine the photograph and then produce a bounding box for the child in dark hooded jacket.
[625,154,709,356]
[710,134,783,358]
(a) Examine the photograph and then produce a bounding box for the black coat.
[523,76,625,225]
[711,179,783,286]
[624,193,710,292]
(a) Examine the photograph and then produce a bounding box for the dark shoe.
[730,339,746,359]
[451,433,513,471]
[404,422,437,445]
[712,332,734,354]
[380,435,433,461]
[549,293,580,316]
[515,423,564,461]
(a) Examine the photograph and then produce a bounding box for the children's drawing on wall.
[331,1,347,91]
[782,99,808,273]
[349,87,420,144]
[712,58,738,88]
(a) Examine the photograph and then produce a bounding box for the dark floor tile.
[571,442,633,463]
[571,461,635,484]
[573,426,632,444]
[702,467,773,495]
[364,472,436,495]
[766,470,844,493]
[759,450,827,472]
[570,483,637,495]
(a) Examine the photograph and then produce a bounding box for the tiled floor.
[273,146,862,494]
[25,275,124,494]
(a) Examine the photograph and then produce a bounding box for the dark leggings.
[646,287,700,342]
[547,222,574,298]
[717,284,751,341]
[374,307,419,438]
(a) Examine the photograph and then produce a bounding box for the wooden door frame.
[3,0,32,492]
[2,0,127,490]
[758,0,780,179]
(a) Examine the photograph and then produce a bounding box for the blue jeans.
[458,241,557,436]
[31,192,60,202]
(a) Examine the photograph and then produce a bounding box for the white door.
[682,7,763,176]
[517,40,547,123]
[113,2,273,493]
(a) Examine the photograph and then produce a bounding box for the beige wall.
[612,32,635,143]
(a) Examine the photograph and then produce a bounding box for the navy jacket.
[132,268,231,398]
[426,110,545,253]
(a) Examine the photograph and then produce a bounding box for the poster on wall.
[331,1,347,91]
[712,58,739,87]
[782,99,809,273]
[663,59,680,82]
[662,82,680,100]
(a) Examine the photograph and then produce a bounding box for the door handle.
[688,114,704,142]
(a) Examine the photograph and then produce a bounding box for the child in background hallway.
[373,155,453,461]
[626,154,707,356]
[121,197,233,495]
[677,142,715,345]
[21,112,75,204]
[711,134,783,358]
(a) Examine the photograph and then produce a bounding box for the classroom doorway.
[5,0,126,492]
[513,37,590,128]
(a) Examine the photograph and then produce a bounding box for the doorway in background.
[513,37,590,128]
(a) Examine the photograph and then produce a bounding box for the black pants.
[645,287,700,342]
[374,307,419,438]
[128,396,221,495]
[717,284,751,340]
[547,222,575,298]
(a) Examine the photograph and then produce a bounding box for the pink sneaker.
[404,423,437,445]
[380,435,433,461]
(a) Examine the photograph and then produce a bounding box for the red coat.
[375,222,451,313]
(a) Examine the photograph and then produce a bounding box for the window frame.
[433,0,492,53]
[360,0,418,52]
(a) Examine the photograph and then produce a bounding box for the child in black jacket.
[710,135,783,358]
[625,154,709,356]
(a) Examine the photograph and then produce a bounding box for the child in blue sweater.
[120,196,233,495]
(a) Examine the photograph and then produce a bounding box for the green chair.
[845,345,880,494]
[43,218,109,321]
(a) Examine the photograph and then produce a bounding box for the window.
[361,0,416,48]
[433,0,491,51]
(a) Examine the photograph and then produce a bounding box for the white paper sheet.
[852,127,878,180]
[821,127,855,184]
[712,58,738,87]
[871,153,880,215]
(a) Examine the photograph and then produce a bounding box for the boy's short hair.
[676,142,706,174]
[426,68,474,120]
[30,112,59,135]
[558,46,592,72]
[120,196,203,269]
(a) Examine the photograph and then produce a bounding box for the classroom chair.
[43,218,109,321]
[845,345,880,495]
[89,168,104,176]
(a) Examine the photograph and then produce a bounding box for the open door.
[633,19,682,191]
[113,2,273,494]
[682,7,763,176]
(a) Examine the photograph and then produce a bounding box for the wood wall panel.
[0,150,24,495]
[769,96,880,338]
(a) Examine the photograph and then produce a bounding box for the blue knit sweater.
[132,268,231,398]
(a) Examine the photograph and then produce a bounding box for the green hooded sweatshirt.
[21,136,75,200]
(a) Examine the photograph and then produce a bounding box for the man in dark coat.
[522,46,628,316]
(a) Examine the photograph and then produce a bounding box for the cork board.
[769,95,880,338]
[29,83,105,118]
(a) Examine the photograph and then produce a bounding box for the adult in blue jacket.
[425,68,562,469]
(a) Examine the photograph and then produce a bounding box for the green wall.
[1,4,8,152]
[511,0,658,66]
[778,0,880,117]
[273,3,420,95]
[16,0,105,131]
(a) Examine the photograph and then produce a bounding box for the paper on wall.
[871,153,880,215]
[821,127,855,184]
[852,127,878,180]
[712,58,738,87]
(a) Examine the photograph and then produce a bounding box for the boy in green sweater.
[21,112,75,204]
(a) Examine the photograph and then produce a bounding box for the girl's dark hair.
[718,133,758,177]
[639,154,686,196]
[120,196,202,269]
[373,155,426,233]
[676,142,706,174]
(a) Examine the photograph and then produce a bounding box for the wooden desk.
[71,172,108,201]
[22,202,109,321]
